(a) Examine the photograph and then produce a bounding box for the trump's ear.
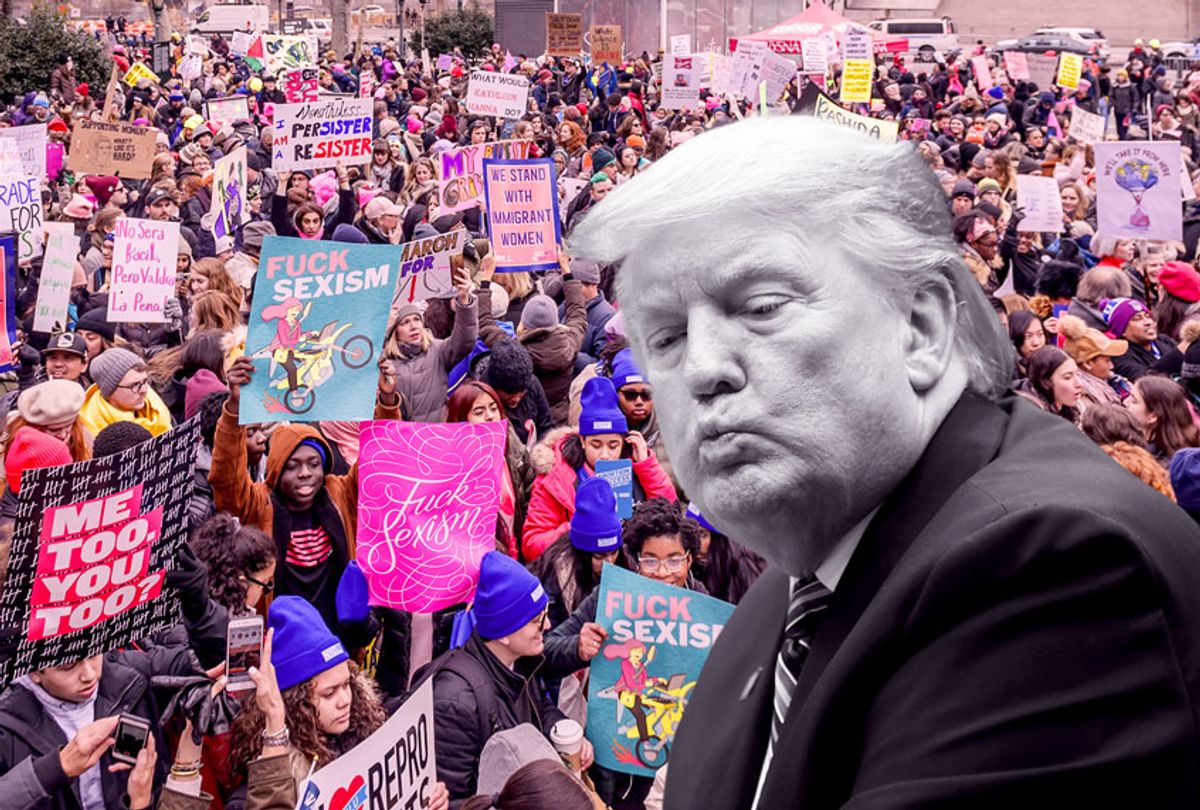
[904,274,958,393]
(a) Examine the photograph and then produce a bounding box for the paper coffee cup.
[551,719,584,773]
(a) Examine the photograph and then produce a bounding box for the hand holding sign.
[579,621,608,661]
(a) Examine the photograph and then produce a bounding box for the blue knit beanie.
[571,477,623,553]
[685,502,718,534]
[268,596,349,691]
[1170,448,1200,511]
[610,348,647,391]
[579,377,627,436]
[473,551,547,640]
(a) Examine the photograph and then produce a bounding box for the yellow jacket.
[78,384,173,438]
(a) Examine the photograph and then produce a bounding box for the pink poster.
[1003,51,1030,81]
[356,420,506,612]
[482,157,561,273]
[46,142,64,182]
[972,55,992,91]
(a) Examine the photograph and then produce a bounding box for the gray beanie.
[90,348,144,399]
[242,220,276,251]
[571,260,601,285]
[520,294,558,331]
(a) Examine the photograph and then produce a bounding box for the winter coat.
[522,429,678,561]
[1112,82,1140,117]
[563,292,617,369]
[339,607,459,700]
[1113,337,1177,382]
[387,295,478,422]
[504,375,554,446]
[1078,368,1124,409]
[77,384,173,438]
[480,281,586,424]
[50,65,76,104]
[430,632,566,804]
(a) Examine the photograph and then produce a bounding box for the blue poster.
[586,564,735,777]
[594,459,633,519]
[0,236,16,373]
[240,235,396,423]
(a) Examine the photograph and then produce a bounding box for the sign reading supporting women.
[1095,141,1183,241]
[109,218,180,323]
[241,236,395,423]
[356,421,505,613]
[0,421,199,684]
[482,158,560,273]
[270,97,374,172]
[587,565,734,777]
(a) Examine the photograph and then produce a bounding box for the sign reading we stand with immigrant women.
[241,236,395,423]
[271,97,374,172]
[0,421,200,684]
[482,157,561,272]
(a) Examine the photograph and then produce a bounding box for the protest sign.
[587,564,734,777]
[0,421,199,684]
[359,71,375,98]
[242,236,394,422]
[972,55,992,91]
[595,460,633,519]
[205,95,250,128]
[34,222,76,333]
[259,33,317,75]
[1056,52,1083,90]
[179,53,204,82]
[1016,174,1066,232]
[760,50,798,106]
[284,67,319,102]
[208,147,247,244]
[1025,53,1059,92]
[1003,51,1030,81]
[708,53,733,95]
[590,24,623,64]
[670,34,691,56]
[795,84,898,142]
[67,119,156,179]
[466,71,530,119]
[122,61,158,87]
[270,97,373,172]
[230,31,256,56]
[393,229,469,307]
[660,54,698,110]
[842,24,873,62]
[0,125,47,183]
[0,173,43,261]
[437,139,535,216]
[297,680,436,810]
[436,53,454,72]
[1095,141,1183,241]
[151,42,172,79]
[482,158,560,273]
[839,29,874,105]
[356,420,505,612]
[0,237,14,371]
[729,40,769,99]
[46,142,64,183]
[801,38,828,78]
[109,218,179,323]
[186,35,208,56]
[560,176,589,221]
[546,13,584,56]
[1068,107,1106,144]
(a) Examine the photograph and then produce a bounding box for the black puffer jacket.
[430,632,565,805]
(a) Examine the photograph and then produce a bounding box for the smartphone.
[112,714,151,764]
[226,615,264,692]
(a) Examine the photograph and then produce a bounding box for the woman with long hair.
[400,157,438,208]
[1017,345,1084,423]
[189,256,243,306]
[189,290,242,334]
[1008,310,1047,379]
[461,761,595,810]
[1,380,92,469]
[684,504,765,605]
[557,121,588,178]
[1126,375,1200,463]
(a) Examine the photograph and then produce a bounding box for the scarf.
[296,226,324,240]
[78,384,173,438]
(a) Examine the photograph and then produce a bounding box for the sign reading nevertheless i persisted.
[482,158,560,273]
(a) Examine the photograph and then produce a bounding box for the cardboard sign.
[297,680,437,810]
[595,460,633,519]
[587,565,734,777]
[205,95,250,128]
[1003,51,1030,81]
[209,147,247,243]
[1068,107,1106,144]
[230,31,256,56]
[0,125,47,182]
[270,97,373,172]
[0,237,15,371]
[436,53,454,72]
[760,50,798,106]
[0,174,43,262]
[67,119,156,179]
[482,158,561,273]
[242,236,394,422]
[795,84,898,142]
[1095,141,1183,241]
[546,13,584,57]
[356,420,505,612]
[122,62,158,87]
[437,139,536,216]
[1025,53,1059,92]
[0,421,199,684]
[842,25,873,62]
[393,230,469,307]
[109,218,179,323]
[1016,174,1065,232]
[466,71,530,120]
[660,54,698,110]
[284,67,319,103]
[1056,52,1083,90]
[590,24,623,64]
[34,222,76,333]
[972,55,992,91]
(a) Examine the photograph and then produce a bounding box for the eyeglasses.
[637,554,689,574]
[528,608,548,627]
[620,388,653,403]
[116,379,149,394]
[243,573,274,592]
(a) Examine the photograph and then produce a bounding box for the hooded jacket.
[387,295,479,422]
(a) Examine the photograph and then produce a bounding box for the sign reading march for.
[393,229,469,307]
[0,421,199,684]
[587,565,734,777]
[270,97,373,172]
[241,236,394,423]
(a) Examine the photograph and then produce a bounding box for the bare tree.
[330,0,348,56]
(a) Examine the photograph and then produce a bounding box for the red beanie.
[84,175,121,207]
[1160,261,1200,304]
[5,427,72,493]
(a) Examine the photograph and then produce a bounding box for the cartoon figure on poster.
[1114,157,1159,230]
[595,638,695,770]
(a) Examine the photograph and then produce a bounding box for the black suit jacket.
[665,393,1200,809]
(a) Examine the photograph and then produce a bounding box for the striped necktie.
[771,576,832,744]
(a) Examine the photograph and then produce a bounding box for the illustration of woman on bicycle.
[261,296,312,390]
[605,638,660,741]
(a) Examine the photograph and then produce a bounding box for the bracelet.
[172,758,203,772]
[261,724,290,747]
[170,766,200,778]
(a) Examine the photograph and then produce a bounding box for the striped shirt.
[286,525,332,567]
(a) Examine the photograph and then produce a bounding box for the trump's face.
[619,211,926,576]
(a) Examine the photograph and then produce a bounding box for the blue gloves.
[336,561,371,624]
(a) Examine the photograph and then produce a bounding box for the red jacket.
[521,432,677,560]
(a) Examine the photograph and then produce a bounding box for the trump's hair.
[569,116,1014,401]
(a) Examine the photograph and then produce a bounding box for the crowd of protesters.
[0,12,1199,810]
